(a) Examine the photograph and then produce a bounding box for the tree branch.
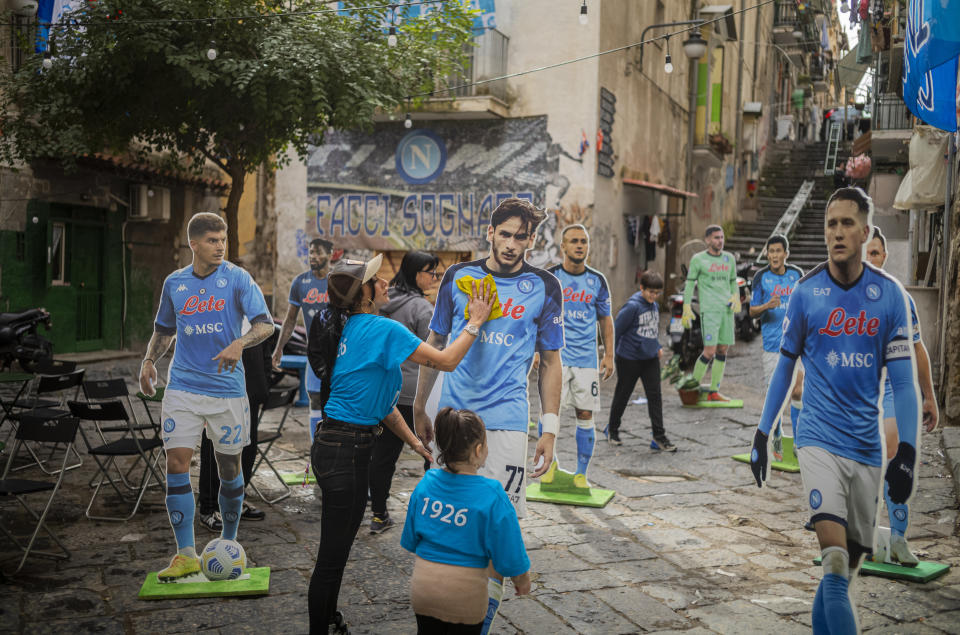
[199,146,229,175]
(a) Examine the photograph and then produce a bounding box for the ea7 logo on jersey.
[813,287,831,296]
[885,340,912,361]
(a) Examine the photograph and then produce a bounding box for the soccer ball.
[201,538,246,581]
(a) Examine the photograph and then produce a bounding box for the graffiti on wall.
[307,116,557,252]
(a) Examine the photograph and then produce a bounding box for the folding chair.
[7,369,86,474]
[250,386,297,505]
[0,416,80,575]
[68,400,165,521]
[82,378,159,489]
[32,359,78,375]
[135,386,166,433]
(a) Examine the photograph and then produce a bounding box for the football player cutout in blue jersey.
[865,227,937,567]
[272,238,334,442]
[749,189,921,635]
[139,213,274,583]
[413,199,563,635]
[545,224,614,485]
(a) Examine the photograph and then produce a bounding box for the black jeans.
[608,355,665,440]
[368,403,415,516]
[198,399,262,514]
[308,420,377,634]
[416,614,483,635]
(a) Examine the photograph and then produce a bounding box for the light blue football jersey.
[154,262,272,398]
[288,270,329,335]
[401,469,529,576]
[429,259,564,432]
[751,264,804,353]
[781,262,914,466]
[548,265,611,368]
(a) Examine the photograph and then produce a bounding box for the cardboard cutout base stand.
[811,558,949,583]
[138,567,271,599]
[526,464,615,508]
[680,388,744,409]
[732,436,801,473]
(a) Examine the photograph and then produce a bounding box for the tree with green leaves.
[0,0,476,259]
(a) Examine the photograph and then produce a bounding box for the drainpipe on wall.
[734,0,746,199]
[937,134,956,397]
[684,0,699,240]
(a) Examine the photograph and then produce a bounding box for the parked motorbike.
[668,266,702,372]
[0,308,53,372]
[735,260,760,343]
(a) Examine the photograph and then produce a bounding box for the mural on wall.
[306,116,557,253]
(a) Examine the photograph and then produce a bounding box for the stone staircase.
[726,140,850,273]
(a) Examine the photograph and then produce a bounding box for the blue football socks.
[165,471,195,555]
[820,573,857,634]
[480,577,503,635]
[885,481,909,537]
[219,474,245,541]
[811,578,829,634]
[575,420,595,475]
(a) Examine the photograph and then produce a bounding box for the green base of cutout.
[732,436,800,473]
[526,468,614,507]
[683,398,744,408]
[139,567,271,599]
[812,558,949,583]
[529,420,537,430]
[280,471,316,485]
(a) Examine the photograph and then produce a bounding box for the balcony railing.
[873,93,913,130]
[774,0,799,27]
[444,28,509,102]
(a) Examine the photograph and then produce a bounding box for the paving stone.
[22,616,126,635]
[592,586,690,631]
[23,589,107,620]
[650,507,731,529]
[536,591,638,634]
[632,528,708,552]
[528,548,593,573]
[610,559,686,584]
[498,596,578,635]
[745,584,813,615]
[536,569,622,593]
[567,537,657,564]
[662,548,746,570]
[921,609,960,633]
[687,599,809,634]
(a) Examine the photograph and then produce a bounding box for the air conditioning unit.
[129,185,171,221]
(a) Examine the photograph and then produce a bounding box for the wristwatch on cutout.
[465,324,480,337]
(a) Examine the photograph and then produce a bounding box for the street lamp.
[630,21,708,77]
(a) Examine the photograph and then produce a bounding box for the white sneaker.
[888,534,920,567]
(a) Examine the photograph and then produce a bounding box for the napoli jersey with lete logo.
[401,469,529,576]
[288,270,329,335]
[780,263,914,466]
[547,265,611,368]
[882,294,922,416]
[323,313,423,425]
[154,262,272,398]
[751,264,804,353]
[430,259,564,432]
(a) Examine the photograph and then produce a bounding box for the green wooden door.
[72,224,104,351]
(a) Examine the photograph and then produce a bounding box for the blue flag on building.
[904,0,959,132]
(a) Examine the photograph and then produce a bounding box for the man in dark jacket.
[198,325,279,530]
[606,271,674,451]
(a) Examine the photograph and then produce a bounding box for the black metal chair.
[32,359,78,376]
[0,415,81,575]
[68,400,165,522]
[8,369,86,474]
[250,386,297,505]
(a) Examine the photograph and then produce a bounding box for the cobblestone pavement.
[2,334,959,634]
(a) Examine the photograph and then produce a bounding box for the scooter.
[668,266,702,372]
[735,260,760,343]
[0,308,53,372]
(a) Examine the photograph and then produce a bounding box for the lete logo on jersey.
[303,288,329,304]
[181,295,226,315]
[563,287,594,303]
[817,308,879,337]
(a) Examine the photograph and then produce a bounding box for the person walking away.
[402,407,531,634]
[370,250,443,534]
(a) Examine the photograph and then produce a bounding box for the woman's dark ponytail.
[307,306,349,413]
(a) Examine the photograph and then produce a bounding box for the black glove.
[885,442,917,504]
[750,429,768,488]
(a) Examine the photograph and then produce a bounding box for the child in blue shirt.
[402,408,531,634]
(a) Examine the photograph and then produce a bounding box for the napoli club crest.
[518,280,534,294]
[586,277,597,287]
[866,283,882,301]
[163,418,176,433]
[216,277,228,288]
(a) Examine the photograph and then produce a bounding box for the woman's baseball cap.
[327,253,383,308]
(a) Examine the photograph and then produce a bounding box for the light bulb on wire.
[206,42,218,61]
[42,53,52,69]
[579,1,588,25]
[388,26,397,47]
[404,113,412,129]
[664,54,673,74]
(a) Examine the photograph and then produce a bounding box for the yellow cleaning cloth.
[455,274,503,321]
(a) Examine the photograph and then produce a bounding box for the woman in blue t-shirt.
[402,408,531,634]
[306,254,493,634]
